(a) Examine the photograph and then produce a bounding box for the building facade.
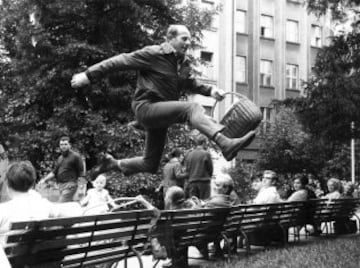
[190,0,332,160]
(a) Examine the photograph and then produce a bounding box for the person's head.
[92,174,107,191]
[251,175,262,192]
[59,136,71,154]
[212,173,234,195]
[166,24,191,56]
[5,161,36,194]
[164,186,186,210]
[327,178,341,193]
[262,170,278,188]
[307,174,315,185]
[169,148,184,162]
[343,182,355,196]
[194,134,207,148]
[293,174,308,191]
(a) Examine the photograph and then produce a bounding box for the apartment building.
[189,0,332,160]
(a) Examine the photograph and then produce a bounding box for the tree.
[306,0,360,19]
[257,105,312,175]
[0,0,216,176]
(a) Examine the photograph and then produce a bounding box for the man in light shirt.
[253,170,282,204]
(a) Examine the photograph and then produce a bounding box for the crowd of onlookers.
[0,142,359,267]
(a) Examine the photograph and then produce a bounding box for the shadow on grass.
[202,234,360,268]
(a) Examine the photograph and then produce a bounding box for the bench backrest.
[5,209,156,268]
[158,207,229,256]
[309,198,360,224]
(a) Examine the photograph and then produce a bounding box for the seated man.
[0,161,82,247]
[253,170,282,204]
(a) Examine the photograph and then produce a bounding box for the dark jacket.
[85,42,212,112]
[162,158,187,190]
[53,150,84,183]
[185,147,213,182]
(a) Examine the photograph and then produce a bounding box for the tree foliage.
[306,0,360,19]
[0,0,215,176]
[257,106,313,175]
[294,32,360,145]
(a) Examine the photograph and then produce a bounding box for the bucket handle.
[211,91,245,118]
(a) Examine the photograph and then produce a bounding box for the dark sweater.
[53,150,84,183]
[185,147,213,182]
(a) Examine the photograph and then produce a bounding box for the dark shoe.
[90,153,119,180]
[214,131,256,161]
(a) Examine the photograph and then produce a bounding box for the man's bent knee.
[142,160,160,174]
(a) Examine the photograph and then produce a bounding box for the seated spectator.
[80,174,117,215]
[287,174,309,202]
[313,177,326,198]
[323,178,342,200]
[229,188,241,205]
[164,186,199,210]
[0,161,82,246]
[253,170,282,204]
[342,182,355,198]
[205,173,234,208]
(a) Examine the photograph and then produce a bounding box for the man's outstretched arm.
[71,47,154,88]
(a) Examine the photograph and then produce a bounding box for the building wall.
[192,0,331,161]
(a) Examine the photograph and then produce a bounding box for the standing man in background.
[184,135,213,200]
[160,148,188,208]
[39,136,85,202]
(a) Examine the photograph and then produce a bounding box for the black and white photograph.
[1,0,360,267]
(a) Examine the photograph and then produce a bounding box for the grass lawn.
[203,235,360,268]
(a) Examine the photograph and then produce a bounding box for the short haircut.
[216,173,234,195]
[166,25,181,40]
[59,135,70,143]
[263,170,278,183]
[195,134,207,146]
[166,24,188,40]
[170,148,183,159]
[5,161,36,192]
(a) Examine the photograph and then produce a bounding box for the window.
[260,15,274,38]
[311,25,322,47]
[200,51,213,62]
[235,10,246,33]
[286,64,299,89]
[286,20,299,43]
[260,107,272,132]
[260,60,273,86]
[200,51,214,79]
[235,56,246,83]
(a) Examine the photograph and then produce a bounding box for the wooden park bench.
[153,207,230,268]
[307,198,360,235]
[4,198,360,268]
[4,209,157,268]
[222,198,360,255]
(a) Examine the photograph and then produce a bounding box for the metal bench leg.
[129,246,143,268]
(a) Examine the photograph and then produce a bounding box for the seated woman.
[253,170,282,204]
[342,182,355,198]
[287,174,309,202]
[323,178,342,200]
[164,186,199,210]
[0,161,82,246]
